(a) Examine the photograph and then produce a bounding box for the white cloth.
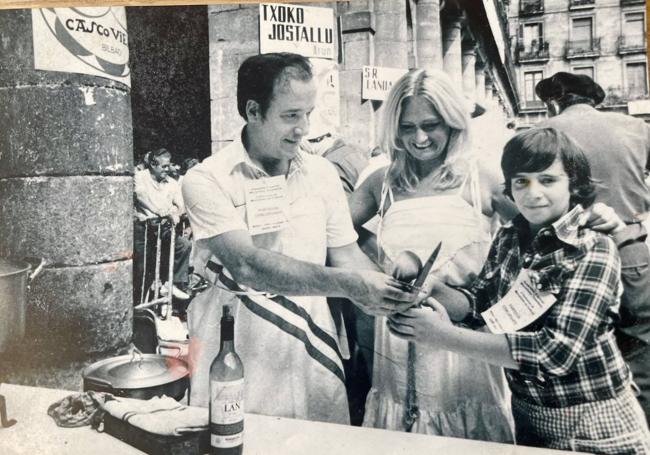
[102,395,207,436]
[182,129,357,424]
[363,163,515,442]
[134,169,185,221]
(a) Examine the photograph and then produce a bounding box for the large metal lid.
[0,259,30,278]
[83,354,189,389]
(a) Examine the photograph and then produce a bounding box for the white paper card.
[482,269,557,334]
[244,176,289,236]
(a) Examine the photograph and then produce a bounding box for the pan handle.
[84,376,114,389]
[22,257,46,282]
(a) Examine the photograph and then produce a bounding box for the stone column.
[442,9,464,92]
[415,0,443,71]
[461,42,477,101]
[208,3,258,151]
[475,61,486,103]
[338,2,378,150]
[0,9,133,387]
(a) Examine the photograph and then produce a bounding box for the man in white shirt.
[134,148,191,301]
[182,53,417,423]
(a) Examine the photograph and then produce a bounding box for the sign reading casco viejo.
[259,3,335,60]
[32,7,130,87]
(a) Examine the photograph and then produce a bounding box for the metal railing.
[569,0,595,8]
[521,99,546,110]
[519,0,544,16]
[566,37,601,59]
[620,0,645,5]
[517,40,550,63]
[617,35,646,55]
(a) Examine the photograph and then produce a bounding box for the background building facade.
[509,0,649,127]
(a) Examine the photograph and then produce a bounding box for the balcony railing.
[519,0,544,16]
[603,86,650,106]
[617,35,646,55]
[517,40,550,63]
[569,0,595,8]
[566,37,601,59]
[620,0,645,5]
[521,99,547,111]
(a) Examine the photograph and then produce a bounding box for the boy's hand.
[579,202,625,234]
[387,297,453,346]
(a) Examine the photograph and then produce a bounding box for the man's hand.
[579,202,625,234]
[347,270,420,317]
[386,297,453,345]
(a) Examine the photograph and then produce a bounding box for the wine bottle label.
[210,378,244,448]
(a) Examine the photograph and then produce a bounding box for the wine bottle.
[209,305,244,455]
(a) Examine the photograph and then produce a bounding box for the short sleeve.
[317,158,358,248]
[181,167,247,240]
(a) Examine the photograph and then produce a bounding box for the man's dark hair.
[237,53,313,120]
[502,127,596,208]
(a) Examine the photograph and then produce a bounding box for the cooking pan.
[83,353,189,401]
[0,257,45,353]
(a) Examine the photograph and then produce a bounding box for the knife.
[412,241,442,289]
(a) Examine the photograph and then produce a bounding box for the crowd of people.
[135,51,650,453]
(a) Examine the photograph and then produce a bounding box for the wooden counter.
[0,383,575,454]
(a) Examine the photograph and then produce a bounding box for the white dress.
[362,164,515,441]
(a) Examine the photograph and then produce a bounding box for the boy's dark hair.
[237,53,313,120]
[501,127,596,208]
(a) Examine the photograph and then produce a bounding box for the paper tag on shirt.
[244,175,289,235]
[481,269,557,334]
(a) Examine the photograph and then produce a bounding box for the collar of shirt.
[561,103,596,116]
[223,126,306,180]
[504,204,586,249]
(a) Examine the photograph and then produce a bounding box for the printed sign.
[244,176,289,236]
[259,3,335,60]
[32,7,130,86]
[362,66,409,101]
[309,58,340,136]
[482,269,557,334]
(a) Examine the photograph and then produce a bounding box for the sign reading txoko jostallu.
[32,7,130,87]
[259,2,335,60]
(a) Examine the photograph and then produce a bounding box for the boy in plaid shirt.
[388,127,650,453]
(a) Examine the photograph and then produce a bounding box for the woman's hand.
[386,297,453,346]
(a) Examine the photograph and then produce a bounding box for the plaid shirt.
[466,207,631,407]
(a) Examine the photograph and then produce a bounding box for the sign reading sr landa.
[32,7,130,87]
[362,66,409,101]
[259,3,335,60]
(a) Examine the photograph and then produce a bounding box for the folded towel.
[102,395,208,436]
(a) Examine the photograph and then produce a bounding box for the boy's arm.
[387,299,519,370]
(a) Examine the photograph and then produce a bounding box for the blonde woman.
[349,69,516,440]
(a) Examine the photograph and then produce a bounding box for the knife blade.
[412,241,442,289]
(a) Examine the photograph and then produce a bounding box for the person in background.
[393,127,650,453]
[181,52,418,424]
[134,147,192,301]
[302,122,368,197]
[349,68,517,440]
[536,72,650,422]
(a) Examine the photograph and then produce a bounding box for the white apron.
[187,182,349,425]
[363,164,515,441]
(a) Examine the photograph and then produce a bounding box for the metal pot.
[83,353,190,401]
[0,257,45,353]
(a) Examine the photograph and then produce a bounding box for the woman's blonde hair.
[381,69,471,193]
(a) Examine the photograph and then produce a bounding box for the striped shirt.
[466,207,631,407]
